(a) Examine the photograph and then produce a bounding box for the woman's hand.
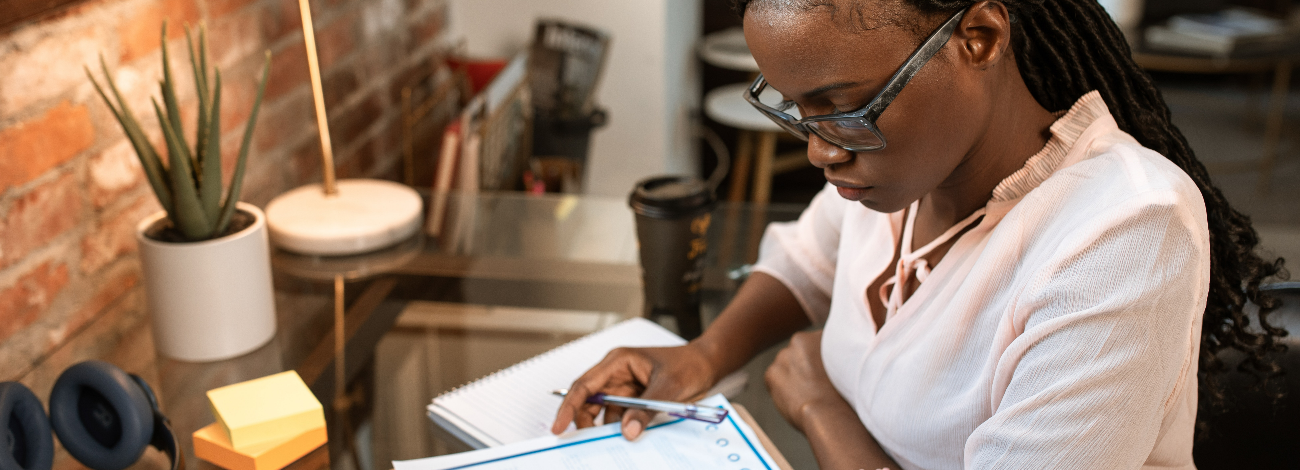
[551,343,717,440]
[767,330,901,469]
[552,272,815,441]
[765,330,846,432]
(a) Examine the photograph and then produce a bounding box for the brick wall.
[0,0,445,409]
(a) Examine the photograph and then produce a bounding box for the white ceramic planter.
[136,202,277,362]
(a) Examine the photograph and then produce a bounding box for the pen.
[552,389,728,424]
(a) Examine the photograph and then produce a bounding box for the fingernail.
[623,420,643,440]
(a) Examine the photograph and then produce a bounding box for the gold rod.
[297,0,338,196]
[333,275,345,403]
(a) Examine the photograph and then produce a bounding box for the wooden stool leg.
[728,130,755,202]
[751,132,778,204]
[1260,59,1291,194]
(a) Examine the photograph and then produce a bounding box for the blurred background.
[0,1,1297,468]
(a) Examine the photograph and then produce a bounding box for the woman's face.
[744,3,991,213]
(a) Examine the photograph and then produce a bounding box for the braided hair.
[734,0,1288,432]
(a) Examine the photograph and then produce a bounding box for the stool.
[698,27,759,72]
[706,84,780,203]
[698,27,810,204]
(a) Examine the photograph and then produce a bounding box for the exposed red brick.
[0,262,71,344]
[80,195,162,274]
[117,0,201,63]
[262,0,304,44]
[88,140,144,208]
[0,173,84,270]
[217,60,261,135]
[336,138,376,179]
[219,132,242,183]
[328,94,382,147]
[322,68,360,110]
[290,139,324,184]
[0,102,95,192]
[385,57,434,103]
[316,12,357,70]
[208,6,266,69]
[165,0,201,29]
[208,0,260,18]
[18,283,151,407]
[409,8,445,48]
[371,115,403,164]
[59,268,141,346]
[122,4,165,63]
[253,93,313,153]
[0,27,99,118]
[39,0,118,24]
[265,40,309,100]
[221,133,287,197]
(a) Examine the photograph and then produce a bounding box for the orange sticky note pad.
[193,422,327,470]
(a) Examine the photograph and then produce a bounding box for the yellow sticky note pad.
[193,423,327,470]
[207,371,325,450]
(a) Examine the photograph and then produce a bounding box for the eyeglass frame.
[745,8,967,152]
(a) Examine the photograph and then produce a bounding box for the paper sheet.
[427,318,687,447]
[397,395,778,470]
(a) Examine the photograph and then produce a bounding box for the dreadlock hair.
[733,0,1289,435]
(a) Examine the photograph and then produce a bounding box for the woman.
[552,0,1287,468]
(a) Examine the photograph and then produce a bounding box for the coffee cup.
[629,176,715,339]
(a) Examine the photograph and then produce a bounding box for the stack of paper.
[401,395,783,470]
[426,318,689,448]
[193,371,328,470]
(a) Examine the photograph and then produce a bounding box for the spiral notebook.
[426,318,689,448]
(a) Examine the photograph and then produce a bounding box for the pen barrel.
[601,396,686,414]
[599,395,728,423]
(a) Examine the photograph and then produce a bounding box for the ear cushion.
[48,362,152,470]
[0,382,54,470]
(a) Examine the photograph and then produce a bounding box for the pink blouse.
[754,92,1209,470]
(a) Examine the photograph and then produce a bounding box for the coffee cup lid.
[629,176,715,218]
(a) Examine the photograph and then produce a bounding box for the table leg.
[751,132,778,204]
[728,130,755,202]
[1260,59,1291,193]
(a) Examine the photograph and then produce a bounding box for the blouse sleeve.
[964,192,1209,469]
[752,183,847,324]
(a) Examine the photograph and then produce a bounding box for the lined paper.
[427,318,687,447]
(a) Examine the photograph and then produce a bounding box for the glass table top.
[153,191,816,470]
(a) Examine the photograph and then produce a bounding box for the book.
[1144,8,1299,56]
[425,318,748,449]
[426,120,462,238]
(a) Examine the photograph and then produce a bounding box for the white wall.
[446,0,702,197]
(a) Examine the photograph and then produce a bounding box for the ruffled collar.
[989,91,1110,203]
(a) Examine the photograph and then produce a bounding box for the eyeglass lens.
[808,120,883,149]
[751,82,885,150]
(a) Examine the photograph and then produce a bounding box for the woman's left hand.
[764,330,849,432]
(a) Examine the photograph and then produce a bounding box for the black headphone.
[0,361,181,470]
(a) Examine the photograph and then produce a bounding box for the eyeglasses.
[745,9,966,152]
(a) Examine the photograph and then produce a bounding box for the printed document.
[396,395,779,470]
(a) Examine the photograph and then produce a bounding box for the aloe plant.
[86,23,271,242]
